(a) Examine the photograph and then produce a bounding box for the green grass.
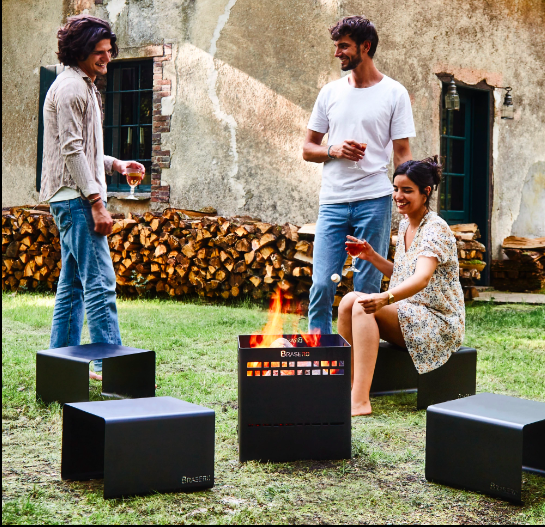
[2,292,544,525]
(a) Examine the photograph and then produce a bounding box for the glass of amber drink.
[348,139,367,170]
[345,240,365,273]
[125,171,144,199]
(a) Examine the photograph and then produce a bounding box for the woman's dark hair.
[393,156,443,210]
[329,16,379,58]
[57,15,118,67]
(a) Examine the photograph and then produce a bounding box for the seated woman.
[338,157,465,416]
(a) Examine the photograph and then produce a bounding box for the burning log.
[270,338,294,348]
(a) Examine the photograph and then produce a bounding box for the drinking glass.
[345,239,365,273]
[348,137,367,171]
[125,171,144,200]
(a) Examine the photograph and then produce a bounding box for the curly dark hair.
[393,156,443,210]
[329,16,379,58]
[56,15,118,67]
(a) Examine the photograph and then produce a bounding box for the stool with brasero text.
[62,396,215,498]
[425,392,545,503]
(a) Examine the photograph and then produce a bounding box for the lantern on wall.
[500,87,514,120]
[445,77,460,111]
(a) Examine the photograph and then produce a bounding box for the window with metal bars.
[103,60,153,192]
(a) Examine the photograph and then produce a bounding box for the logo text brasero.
[490,482,517,496]
[181,475,212,484]
[280,350,310,357]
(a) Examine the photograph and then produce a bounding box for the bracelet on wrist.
[88,195,102,206]
[327,145,335,160]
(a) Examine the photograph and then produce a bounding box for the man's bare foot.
[89,371,102,381]
[351,401,372,416]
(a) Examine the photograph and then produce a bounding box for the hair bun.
[423,155,442,188]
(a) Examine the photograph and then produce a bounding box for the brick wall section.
[151,44,173,204]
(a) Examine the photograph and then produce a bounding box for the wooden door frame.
[436,74,494,284]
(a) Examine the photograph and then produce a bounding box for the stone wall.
[2,0,545,256]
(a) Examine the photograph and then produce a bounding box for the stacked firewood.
[2,206,62,291]
[2,206,491,304]
[2,206,313,310]
[491,237,545,292]
[450,224,487,300]
[108,209,310,306]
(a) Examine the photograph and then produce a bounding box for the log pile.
[450,224,487,300]
[1,205,491,305]
[108,209,310,307]
[2,206,312,311]
[491,236,545,292]
[2,206,62,292]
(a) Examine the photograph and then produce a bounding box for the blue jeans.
[308,195,392,334]
[49,198,122,372]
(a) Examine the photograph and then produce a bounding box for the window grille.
[103,60,153,192]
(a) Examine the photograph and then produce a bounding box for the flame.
[302,329,321,347]
[249,286,322,348]
[249,288,284,348]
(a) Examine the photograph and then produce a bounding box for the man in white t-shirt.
[303,16,415,334]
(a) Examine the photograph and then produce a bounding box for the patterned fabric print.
[389,211,465,374]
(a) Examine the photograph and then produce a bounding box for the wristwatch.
[387,291,395,305]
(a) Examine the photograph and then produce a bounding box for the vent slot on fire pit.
[248,422,345,427]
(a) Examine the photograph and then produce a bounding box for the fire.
[249,287,321,348]
[249,288,284,348]
[301,330,321,347]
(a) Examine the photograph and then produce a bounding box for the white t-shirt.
[308,74,415,204]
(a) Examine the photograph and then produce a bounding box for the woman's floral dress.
[389,211,465,374]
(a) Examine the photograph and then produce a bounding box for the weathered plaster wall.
[2,0,544,256]
[2,0,64,207]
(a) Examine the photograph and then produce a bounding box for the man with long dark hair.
[303,16,415,334]
[40,15,144,379]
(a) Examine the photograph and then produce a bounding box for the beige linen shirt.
[40,66,114,202]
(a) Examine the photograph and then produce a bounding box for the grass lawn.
[2,292,544,525]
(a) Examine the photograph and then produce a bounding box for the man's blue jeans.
[49,198,122,372]
[308,195,392,335]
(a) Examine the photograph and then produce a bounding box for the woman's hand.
[358,292,389,314]
[346,236,375,261]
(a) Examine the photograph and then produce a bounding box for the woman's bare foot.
[351,400,372,416]
[89,371,102,381]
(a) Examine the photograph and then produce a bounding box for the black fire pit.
[238,334,351,462]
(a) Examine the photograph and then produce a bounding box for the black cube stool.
[426,393,545,503]
[62,396,215,498]
[370,342,477,409]
[36,343,155,404]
